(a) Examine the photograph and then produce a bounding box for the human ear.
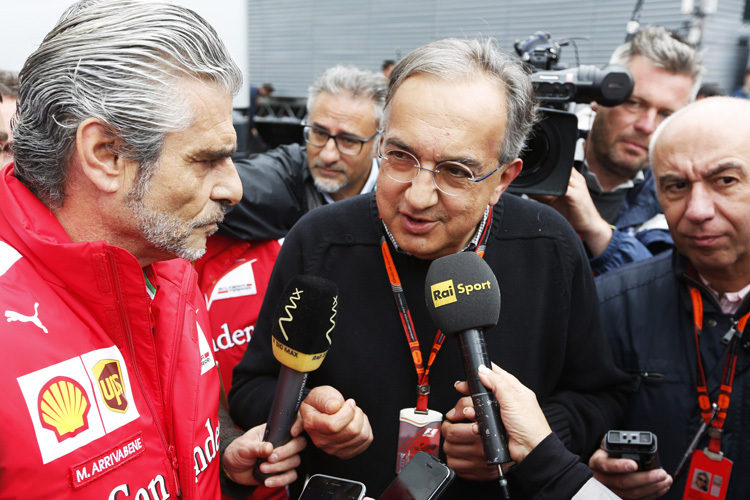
[75,118,133,194]
[490,158,522,205]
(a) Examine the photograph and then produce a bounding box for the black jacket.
[219,143,324,241]
[229,192,631,499]
[596,250,750,500]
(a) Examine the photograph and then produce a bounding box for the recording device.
[253,275,339,483]
[508,31,634,196]
[424,252,511,466]
[298,474,366,500]
[379,451,455,500]
[604,430,661,471]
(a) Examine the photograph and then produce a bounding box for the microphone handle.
[252,366,308,483]
[456,328,512,465]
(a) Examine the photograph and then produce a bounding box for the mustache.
[192,204,227,228]
[311,158,346,173]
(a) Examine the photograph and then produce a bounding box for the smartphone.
[604,430,660,471]
[298,474,366,500]
[379,452,455,500]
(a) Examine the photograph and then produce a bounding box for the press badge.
[682,449,732,500]
[396,408,442,473]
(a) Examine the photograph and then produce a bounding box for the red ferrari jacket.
[0,165,222,499]
[195,234,286,500]
[195,234,281,396]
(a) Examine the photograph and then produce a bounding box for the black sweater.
[229,192,630,499]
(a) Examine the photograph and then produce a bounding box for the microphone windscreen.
[271,275,339,372]
[424,252,500,336]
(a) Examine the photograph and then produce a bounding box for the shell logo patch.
[38,376,91,442]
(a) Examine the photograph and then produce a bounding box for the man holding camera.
[591,96,750,500]
[536,26,703,275]
[229,37,630,499]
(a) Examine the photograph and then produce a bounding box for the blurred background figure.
[696,82,724,99]
[381,59,395,79]
[731,67,750,98]
[249,82,275,153]
[220,65,385,242]
[0,92,8,167]
[0,71,19,166]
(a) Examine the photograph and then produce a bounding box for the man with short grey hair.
[229,37,630,499]
[0,1,304,497]
[219,65,386,241]
[535,25,703,275]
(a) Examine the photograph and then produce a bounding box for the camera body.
[508,32,634,196]
[604,430,661,471]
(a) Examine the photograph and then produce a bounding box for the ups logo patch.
[93,360,128,413]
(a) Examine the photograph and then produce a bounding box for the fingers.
[453,380,470,396]
[300,388,373,460]
[589,449,673,500]
[442,419,501,481]
[589,448,638,474]
[221,425,276,486]
[258,435,307,488]
[302,385,346,414]
[444,393,475,423]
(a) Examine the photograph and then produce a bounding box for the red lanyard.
[379,209,492,412]
[688,286,749,454]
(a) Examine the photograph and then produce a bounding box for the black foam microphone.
[253,275,338,483]
[424,252,511,466]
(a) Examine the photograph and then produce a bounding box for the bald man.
[591,97,750,500]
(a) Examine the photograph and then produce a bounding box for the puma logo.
[5,302,48,333]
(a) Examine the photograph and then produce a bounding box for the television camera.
[509,32,634,196]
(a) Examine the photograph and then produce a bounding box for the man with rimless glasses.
[229,38,630,499]
[219,65,386,241]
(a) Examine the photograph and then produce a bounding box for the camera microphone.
[529,64,634,106]
[253,274,338,483]
[424,252,511,466]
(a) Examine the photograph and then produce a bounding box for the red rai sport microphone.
[253,274,338,483]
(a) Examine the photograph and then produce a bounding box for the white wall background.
[2,0,251,107]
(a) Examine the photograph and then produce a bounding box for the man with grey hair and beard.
[0,1,305,498]
[534,26,703,276]
[219,65,386,241]
[229,37,630,499]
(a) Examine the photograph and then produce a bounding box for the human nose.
[318,136,342,163]
[633,107,659,135]
[684,184,715,223]
[212,158,242,206]
[404,164,439,209]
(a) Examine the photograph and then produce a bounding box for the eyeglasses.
[377,139,500,196]
[302,124,379,156]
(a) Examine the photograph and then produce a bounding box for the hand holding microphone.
[425,252,512,498]
[253,275,339,483]
[425,252,511,466]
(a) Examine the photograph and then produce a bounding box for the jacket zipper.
[164,270,192,498]
[108,253,182,497]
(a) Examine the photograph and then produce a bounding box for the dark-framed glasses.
[377,139,500,196]
[302,123,379,156]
